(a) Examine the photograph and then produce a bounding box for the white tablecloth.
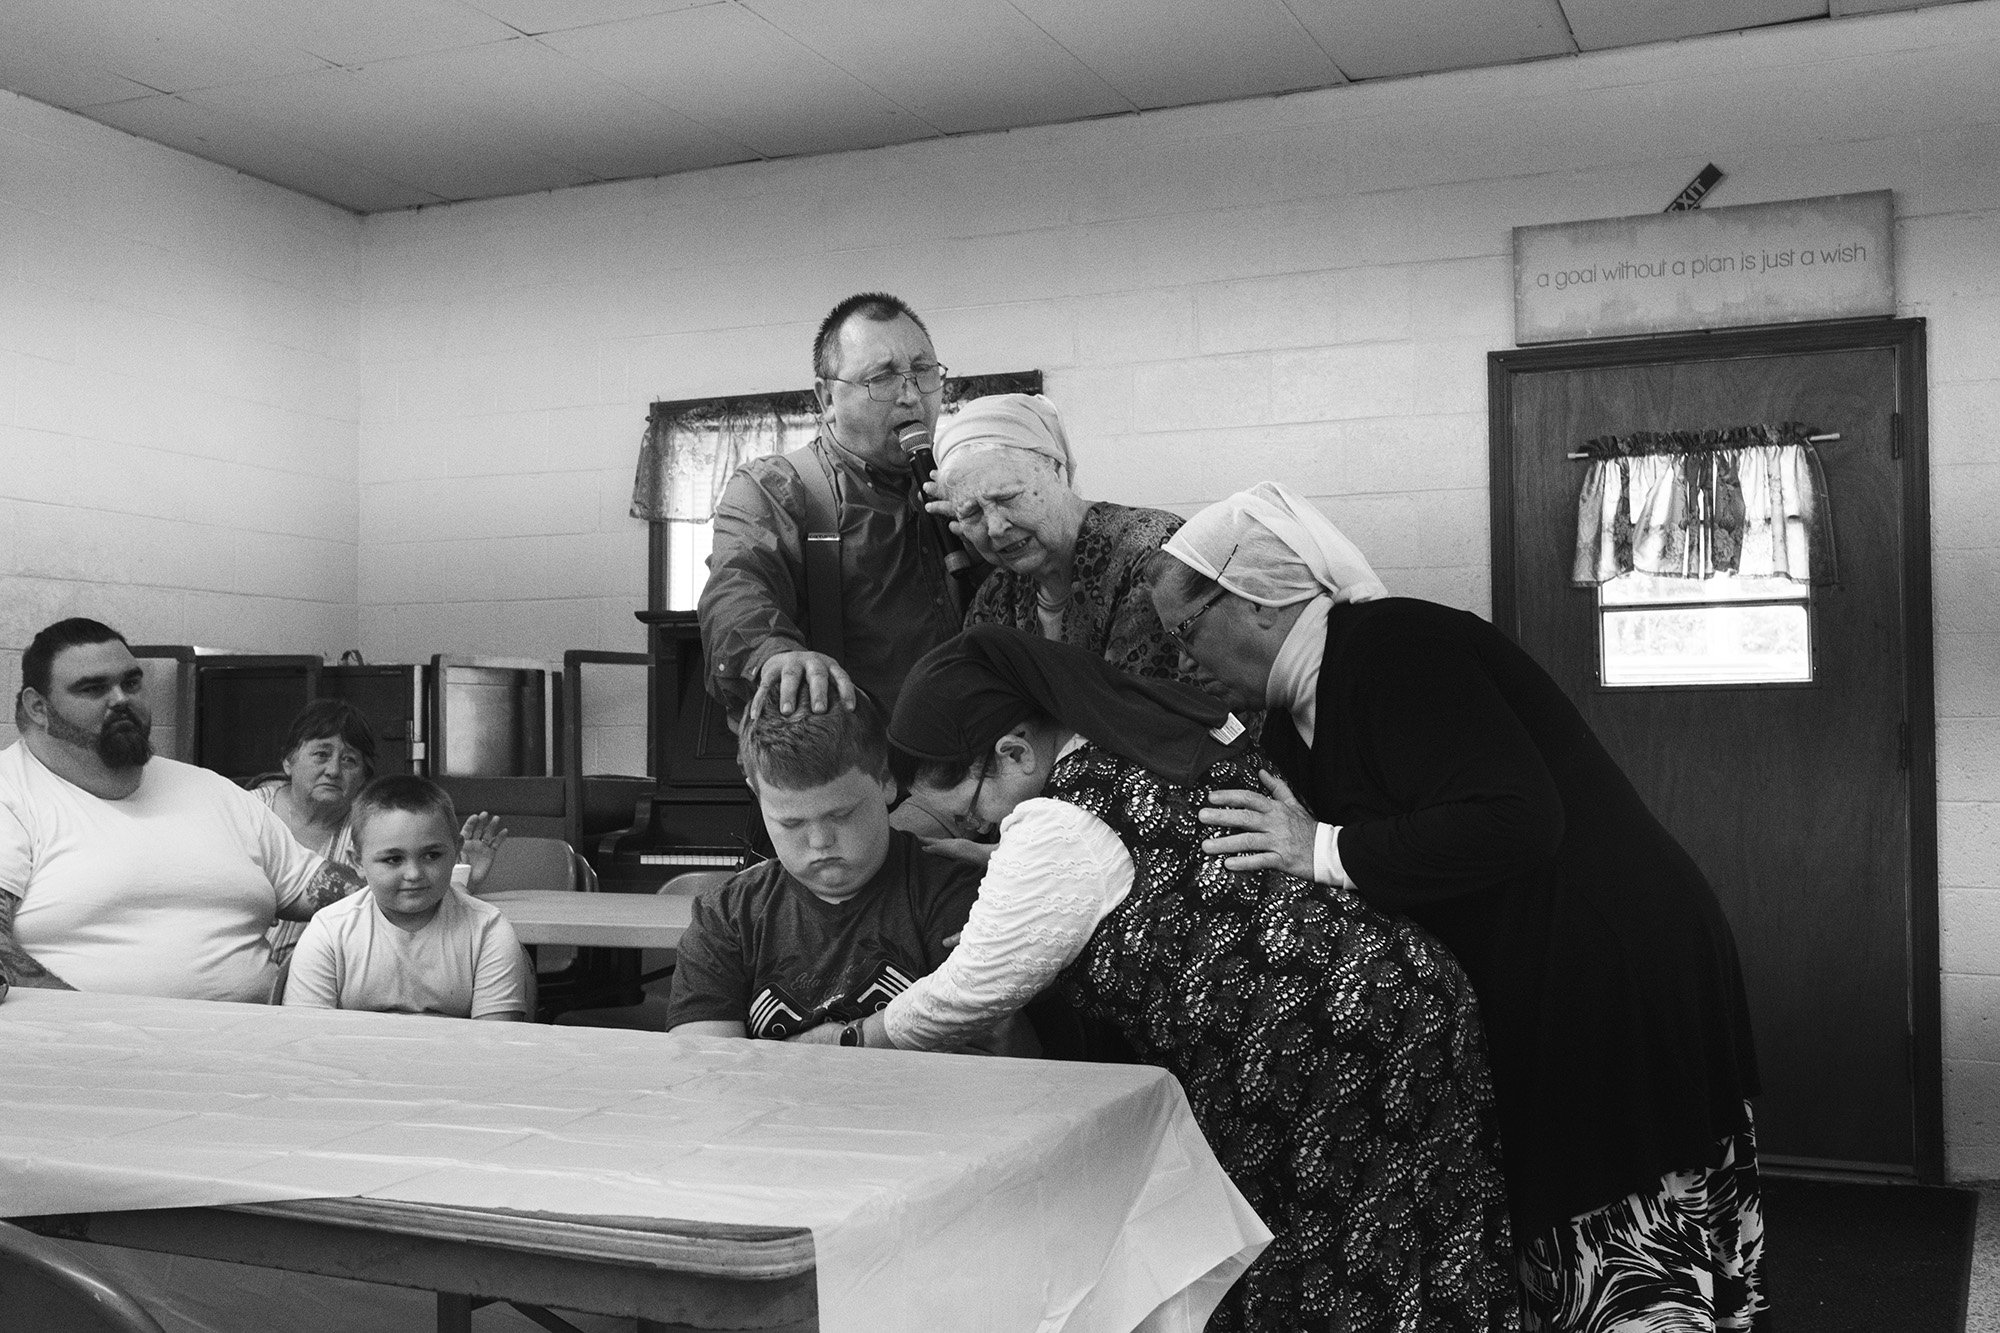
[483,888,692,947]
[0,990,1267,1333]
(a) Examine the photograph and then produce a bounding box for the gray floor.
[1970,1183,1999,1332]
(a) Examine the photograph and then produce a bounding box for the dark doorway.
[1489,318,1941,1180]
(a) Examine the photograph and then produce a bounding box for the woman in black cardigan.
[1149,482,1765,1333]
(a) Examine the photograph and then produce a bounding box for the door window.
[1598,571,1812,686]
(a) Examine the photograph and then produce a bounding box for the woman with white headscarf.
[1150,482,1766,1333]
[934,393,1196,687]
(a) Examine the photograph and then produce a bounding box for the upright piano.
[591,611,762,889]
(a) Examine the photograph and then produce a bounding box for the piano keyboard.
[638,852,744,867]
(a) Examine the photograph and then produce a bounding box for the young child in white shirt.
[284,775,529,1021]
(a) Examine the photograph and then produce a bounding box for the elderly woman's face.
[942,450,1075,579]
[285,735,368,812]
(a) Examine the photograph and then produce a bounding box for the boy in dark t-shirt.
[666,694,1028,1052]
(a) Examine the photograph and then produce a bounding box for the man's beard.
[46,705,153,770]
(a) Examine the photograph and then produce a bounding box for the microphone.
[899,422,976,579]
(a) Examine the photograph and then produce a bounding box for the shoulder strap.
[780,441,844,662]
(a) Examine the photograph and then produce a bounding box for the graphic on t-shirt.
[852,962,916,1013]
[747,961,919,1039]
[749,985,813,1039]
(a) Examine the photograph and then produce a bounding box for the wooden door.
[1490,320,1941,1178]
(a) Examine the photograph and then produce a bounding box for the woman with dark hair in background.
[843,626,1517,1333]
[253,700,507,968]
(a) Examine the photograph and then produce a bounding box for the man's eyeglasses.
[827,362,948,402]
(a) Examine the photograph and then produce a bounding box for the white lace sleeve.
[883,798,1134,1051]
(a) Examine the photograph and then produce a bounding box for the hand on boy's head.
[750,650,856,722]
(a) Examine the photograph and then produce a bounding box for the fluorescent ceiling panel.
[744,0,1129,134]
[1562,0,1827,50]
[543,3,936,157]
[1284,0,1576,78]
[1008,0,1342,108]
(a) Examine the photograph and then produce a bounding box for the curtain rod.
[1566,431,1838,460]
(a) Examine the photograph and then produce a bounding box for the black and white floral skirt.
[1518,1102,1766,1332]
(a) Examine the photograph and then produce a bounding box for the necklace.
[1036,585,1072,613]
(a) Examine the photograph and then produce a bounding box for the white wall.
[354,2,2000,1177]
[0,90,362,753]
[0,0,1994,1178]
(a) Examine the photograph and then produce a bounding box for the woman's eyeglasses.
[956,759,991,835]
[1163,543,1240,656]
[1165,586,1231,655]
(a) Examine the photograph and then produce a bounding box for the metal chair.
[469,835,609,1021]
[552,869,724,1032]
[656,869,733,898]
[469,835,594,896]
[0,1221,166,1333]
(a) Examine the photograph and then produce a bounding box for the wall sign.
[1513,191,1894,344]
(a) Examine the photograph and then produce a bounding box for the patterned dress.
[1045,744,1519,1333]
[966,501,1197,686]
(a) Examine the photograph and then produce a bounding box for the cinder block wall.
[0,4,1994,1175]
[0,90,362,753]
[355,3,2000,1176]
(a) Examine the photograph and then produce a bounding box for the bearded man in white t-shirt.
[0,618,362,1002]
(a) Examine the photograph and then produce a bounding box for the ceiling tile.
[1007,0,1342,109]
[187,62,595,203]
[0,43,152,110]
[742,0,1129,134]
[1562,0,1827,51]
[461,0,721,36]
[1284,0,1575,79]
[85,93,440,212]
[0,0,333,102]
[457,38,759,180]
[1831,0,1967,13]
[197,0,521,69]
[541,4,936,156]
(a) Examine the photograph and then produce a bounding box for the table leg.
[438,1292,472,1333]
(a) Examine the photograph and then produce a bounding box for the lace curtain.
[1571,422,1837,586]
[629,393,820,523]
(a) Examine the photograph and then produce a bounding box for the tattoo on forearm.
[304,861,363,913]
[0,891,73,990]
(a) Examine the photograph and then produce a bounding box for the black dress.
[1258,598,1761,1235]
[1045,744,1519,1333]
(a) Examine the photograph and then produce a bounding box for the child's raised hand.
[458,812,510,890]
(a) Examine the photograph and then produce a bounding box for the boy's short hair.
[350,774,459,847]
[739,692,890,792]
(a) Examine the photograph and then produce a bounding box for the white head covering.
[933,393,1075,486]
[1163,481,1389,607]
